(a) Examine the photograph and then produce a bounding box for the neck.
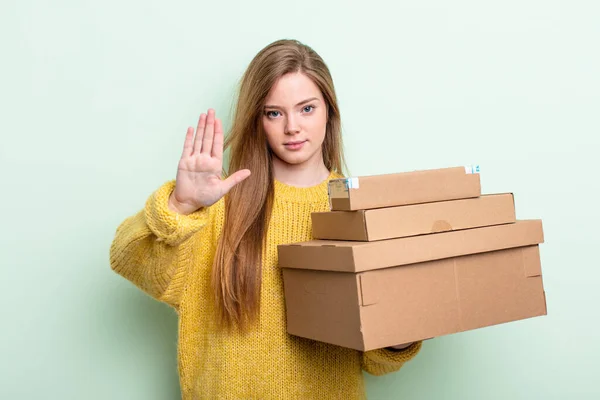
[272,154,330,187]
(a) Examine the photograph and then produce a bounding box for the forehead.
[265,72,323,105]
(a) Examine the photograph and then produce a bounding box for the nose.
[285,114,300,135]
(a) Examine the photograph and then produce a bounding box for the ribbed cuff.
[144,180,209,246]
[363,340,423,376]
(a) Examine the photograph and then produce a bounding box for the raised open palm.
[168,109,251,215]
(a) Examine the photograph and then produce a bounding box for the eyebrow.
[264,97,320,109]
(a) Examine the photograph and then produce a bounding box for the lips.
[284,140,307,145]
[284,140,307,150]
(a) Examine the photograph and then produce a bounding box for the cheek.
[309,111,328,140]
[263,119,282,146]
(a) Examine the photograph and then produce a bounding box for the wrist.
[168,193,193,215]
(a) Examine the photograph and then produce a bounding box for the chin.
[279,155,310,165]
[275,150,316,166]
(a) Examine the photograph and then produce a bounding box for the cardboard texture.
[328,166,481,211]
[281,220,543,272]
[312,193,516,241]
[279,166,547,351]
[281,245,546,351]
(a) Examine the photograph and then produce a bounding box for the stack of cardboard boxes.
[277,166,547,351]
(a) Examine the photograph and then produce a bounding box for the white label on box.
[464,164,481,174]
[348,177,360,189]
[328,178,359,197]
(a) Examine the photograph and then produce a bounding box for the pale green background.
[2,0,598,399]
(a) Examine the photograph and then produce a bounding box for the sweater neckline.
[273,171,340,203]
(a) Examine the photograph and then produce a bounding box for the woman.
[110,38,422,400]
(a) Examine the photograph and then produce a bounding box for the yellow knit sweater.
[109,171,422,399]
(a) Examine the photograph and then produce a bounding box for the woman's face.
[262,72,328,168]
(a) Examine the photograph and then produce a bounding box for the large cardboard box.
[278,220,546,351]
[328,166,481,211]
[312,193,516,241]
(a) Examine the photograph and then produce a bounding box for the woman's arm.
[109,180,212,309]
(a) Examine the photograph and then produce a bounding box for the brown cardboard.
[281,245,546,351]
[328,166,481,211]
[280,219,543,272]
[312,193,516,241]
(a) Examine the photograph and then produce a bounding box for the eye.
[302,105,315,113]
[265,110,281,119]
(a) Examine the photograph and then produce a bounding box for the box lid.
[278,219,544,272]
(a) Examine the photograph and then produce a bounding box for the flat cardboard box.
[281,220,543,272]
[279,220,546,351]
[281,245,546,351]
[312,193,516,241]
[328,166,481,211]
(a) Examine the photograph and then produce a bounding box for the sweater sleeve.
[109,180,211,309]
[361,340,423,376]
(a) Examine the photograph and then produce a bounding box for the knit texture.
[110,172,422,399]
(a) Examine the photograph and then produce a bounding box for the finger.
[212,118,224,161]
[201,109,216,155]
[181,127,194,157]
[192,113,207,154]
[221,169,251,194]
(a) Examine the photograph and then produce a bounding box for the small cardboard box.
[278,220,546,351]
[312,193,516,241]
[328,166,481,211]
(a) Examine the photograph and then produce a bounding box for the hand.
[388,342,414,351]
[168,109,251,215]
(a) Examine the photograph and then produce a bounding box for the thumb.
[221,169,251,194]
